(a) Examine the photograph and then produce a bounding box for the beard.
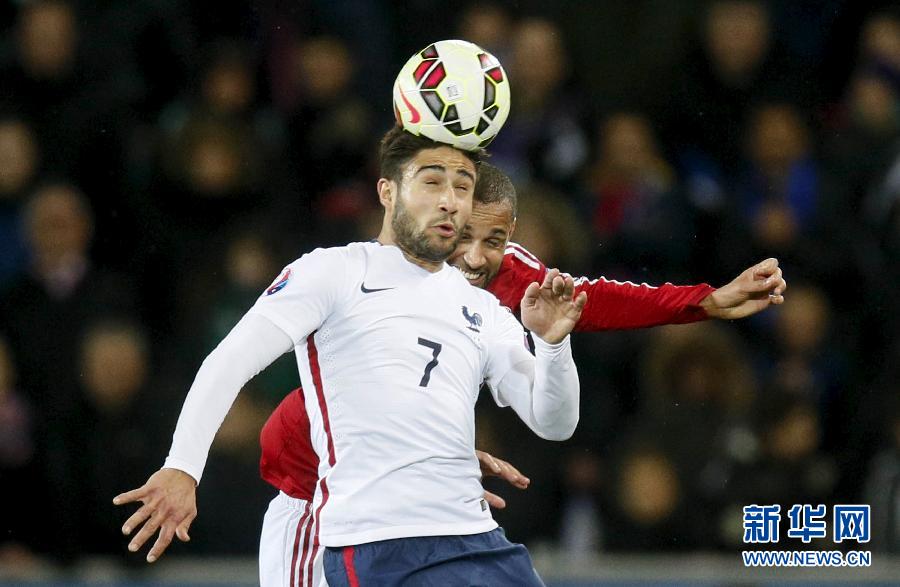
[392,196,459,263]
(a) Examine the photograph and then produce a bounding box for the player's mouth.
[459,268,486,287]
[432,222,457,238]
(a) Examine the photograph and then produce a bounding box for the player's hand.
[521,268,587,344]
[701,258,787,320]
[477,449,530,509]
[113,468,198,563]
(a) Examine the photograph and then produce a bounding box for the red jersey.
[259,243,715,499]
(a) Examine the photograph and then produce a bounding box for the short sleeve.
[247,247,350,345]
[482,302,532,407]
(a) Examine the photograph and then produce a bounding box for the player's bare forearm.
[113,468,198,562]
[521,268,587,343]
[701,258,787,320]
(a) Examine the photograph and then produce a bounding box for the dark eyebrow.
[414,164,446,176]
[456,168,475,183]
[415,164,475,183]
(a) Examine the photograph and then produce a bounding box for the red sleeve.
[571,276,714,331]
[486,243,714,332]
[485,245,546,314]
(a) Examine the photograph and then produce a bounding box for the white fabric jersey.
[164,241,580,548]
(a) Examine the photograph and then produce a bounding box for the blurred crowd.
[0,0,899,569]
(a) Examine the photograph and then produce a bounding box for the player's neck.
[375,232,444,273]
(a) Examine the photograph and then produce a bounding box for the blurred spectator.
[731,393,838,512]
[587,112,693,279]
[0,1,132,179]
[513,182,591,272]
[457,1,513,61]
[660,0,812,207]
[152,42,281,244]
[604,440,691,551]
[489,18,592,193]
[194,231,297,405]
[0,183,136,561]
[722,103,857,298]
[636,323,759,549]
[280,35,375,213]
[0,1,145,269]
[859,10,900,80]
[737,103,819,250]
[753,284,848,448]
[151,104,275,327]
[827,70,899,225]
[0,117,39,286]
[76,321,169,557]
[158,40,282,148]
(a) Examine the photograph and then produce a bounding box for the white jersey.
[164,240,580,553]
[248,241,531,546]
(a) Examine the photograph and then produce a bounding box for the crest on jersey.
[462,305,482,332]
[265,268,292,296]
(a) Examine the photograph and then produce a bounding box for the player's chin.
[426,235,458,255]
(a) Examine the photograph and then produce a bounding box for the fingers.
[752,258,779,279]
[541,268,560,290]
[494,458,530,489]
[113,485,149,506]
[522,281,541,307]
[574,291,588,312]
[122,503,154,536]
[175,516,194,543]
[773,276,787,297]
[476,449,502,476]
[484,490,506,510]
[128,511,162,554]
[745,266,785,293]
[549,272,575,300]
[147,524,175,563]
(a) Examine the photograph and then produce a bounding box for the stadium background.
[0,0,898,584]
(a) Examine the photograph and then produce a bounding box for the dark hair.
[474,161,517,218]
[378,125,483,184]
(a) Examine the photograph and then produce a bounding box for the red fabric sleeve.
[486,244,714,332]
[570,277,714,331]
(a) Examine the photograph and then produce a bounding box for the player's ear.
[377,178,395,209]
[508,217,517,240]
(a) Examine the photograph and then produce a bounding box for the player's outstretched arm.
[476,449,530,509]
[114,313,294,562]
[700,258,787,320]
[113,469,197,563]
[521,268,588,344]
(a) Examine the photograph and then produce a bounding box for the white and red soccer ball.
[393,39,511,151]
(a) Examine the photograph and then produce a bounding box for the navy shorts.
[323,527,545,586]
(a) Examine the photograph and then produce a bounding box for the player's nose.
[438,185,458,214]
[464,245,486,269]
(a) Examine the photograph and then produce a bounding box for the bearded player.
[258,162,787,586]
[115,128,590,586]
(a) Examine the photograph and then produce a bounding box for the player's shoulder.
[289,241,374,267]
[503,242,545,272]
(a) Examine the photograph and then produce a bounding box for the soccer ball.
[393,39,510,151]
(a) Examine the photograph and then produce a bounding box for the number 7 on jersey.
[417,337,442,387]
